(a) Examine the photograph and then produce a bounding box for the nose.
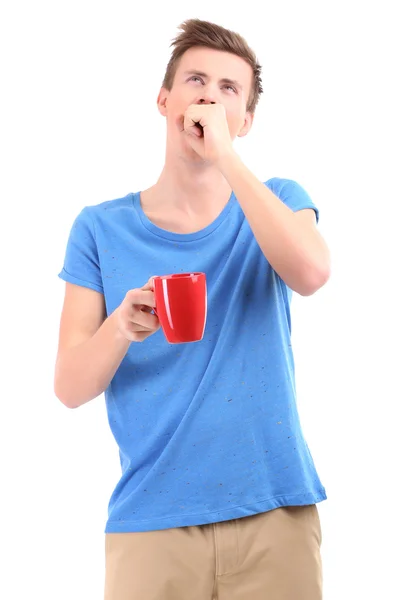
[197,98,216,105]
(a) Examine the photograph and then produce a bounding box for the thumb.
[142,276,156,291]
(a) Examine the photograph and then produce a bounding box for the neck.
[144,152,232,215]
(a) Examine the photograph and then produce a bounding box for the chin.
[177,139,206,164]
[166,133,206,165]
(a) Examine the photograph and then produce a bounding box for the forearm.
[54,310,131,408]
[218,152,330,295]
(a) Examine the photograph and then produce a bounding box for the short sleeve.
[58,207,104,294]
[266,178,319,223]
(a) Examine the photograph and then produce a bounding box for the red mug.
[152,272,207,344]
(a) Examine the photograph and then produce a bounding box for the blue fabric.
[58,177,327,533]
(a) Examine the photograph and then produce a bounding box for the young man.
[55,18,330,600]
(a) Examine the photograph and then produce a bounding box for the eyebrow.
[183,70,243,90]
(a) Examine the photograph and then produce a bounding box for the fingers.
[117,279,166,342]
[125,288,155,308]
[125,329,155,343]
[118,302,160,342]
[184,112,203,138]
[130,307,159,332]
[192,123,203,137]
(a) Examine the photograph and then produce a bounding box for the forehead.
[176,46,253,88]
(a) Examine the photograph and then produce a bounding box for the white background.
[1,0,399,598]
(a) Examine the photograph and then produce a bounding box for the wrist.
[109,308,131,344]
[216,149,242,176]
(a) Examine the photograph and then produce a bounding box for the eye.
[223,84,237,93]
[189,76,204,84]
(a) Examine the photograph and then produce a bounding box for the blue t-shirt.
[59,177,327,533]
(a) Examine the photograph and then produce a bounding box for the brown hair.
[162,19,263,113]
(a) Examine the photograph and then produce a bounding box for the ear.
[237,112,254,138]
[157,88,169,117]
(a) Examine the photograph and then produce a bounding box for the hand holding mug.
[116,278,160,342]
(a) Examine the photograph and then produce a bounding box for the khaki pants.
[104,504,323,600]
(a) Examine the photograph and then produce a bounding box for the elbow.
[54,359,88,409]
[54,384,80,409]
[62,401,80,410]
[54,366,78,409]
[295,260,331,296]
[54,373,83,409]
[54,374,101,409]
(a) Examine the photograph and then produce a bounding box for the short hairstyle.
[162,19,263,113]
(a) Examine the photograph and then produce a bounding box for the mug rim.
[153,272,205,281]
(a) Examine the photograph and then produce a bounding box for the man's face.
[158,46,254,159]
